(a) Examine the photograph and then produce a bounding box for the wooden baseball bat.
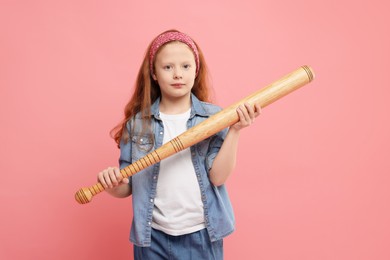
[75,65,315,204]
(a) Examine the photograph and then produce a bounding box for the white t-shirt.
[152,109,205,236]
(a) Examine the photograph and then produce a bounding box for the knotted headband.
[149,31,200,76]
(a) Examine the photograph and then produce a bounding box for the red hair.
[111,29,213,147]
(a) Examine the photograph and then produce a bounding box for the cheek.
[189,74,196,84]
[187,69,196,81]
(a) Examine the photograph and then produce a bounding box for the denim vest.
[119,94,235,247]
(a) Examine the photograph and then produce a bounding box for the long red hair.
[111,29,213,147]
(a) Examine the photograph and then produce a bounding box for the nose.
[173,68,182,79]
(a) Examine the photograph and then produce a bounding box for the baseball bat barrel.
[75,65,315,204]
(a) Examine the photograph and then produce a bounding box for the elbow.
[211,179,226,187]
[209,164,235,187]
[209,171,228,187]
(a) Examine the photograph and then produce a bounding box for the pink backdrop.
[1,0,389,259]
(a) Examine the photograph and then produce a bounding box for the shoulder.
[191,94,222,116]
[198,100,222,115]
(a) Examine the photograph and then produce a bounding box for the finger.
[101,167,116,189]
[108,168,119,187]
[113,167,123,182]
[240,104,251,124]
[236,105,247,124]
[244,103,255,120]
[98,170,112,189]
[97,171,107,188]
[104,171,114,188]
[113,168,130,185]
[254,104,262,117]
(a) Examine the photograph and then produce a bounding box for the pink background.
[1,0,389,259]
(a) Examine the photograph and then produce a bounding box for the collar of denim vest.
[150,93,210,120]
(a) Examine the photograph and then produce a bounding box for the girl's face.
[152,42,196,102]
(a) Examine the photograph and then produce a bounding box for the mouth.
[171,83,184,88]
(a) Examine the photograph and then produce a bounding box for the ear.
[152,73,157,81]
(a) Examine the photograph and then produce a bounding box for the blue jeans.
[134,228,223,260]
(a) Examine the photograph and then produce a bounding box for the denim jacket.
[119,94,235,247]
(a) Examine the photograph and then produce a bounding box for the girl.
[98,29,261,259]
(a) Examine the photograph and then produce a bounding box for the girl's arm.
[209,103,261,186]
[97,167,132,198]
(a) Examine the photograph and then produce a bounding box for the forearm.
[209,128,241,186]
[209,103,261,186]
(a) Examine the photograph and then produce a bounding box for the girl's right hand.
[97,167,129,190]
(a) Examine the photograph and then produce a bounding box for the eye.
[163,65,172,70]
[183,64,191,69]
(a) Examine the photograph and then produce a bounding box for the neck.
[159,94,191,114]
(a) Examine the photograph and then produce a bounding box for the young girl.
[97,29,261,259]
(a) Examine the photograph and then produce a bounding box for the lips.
[171,83,184,88]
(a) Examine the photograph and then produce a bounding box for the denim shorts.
[134,228,223,260]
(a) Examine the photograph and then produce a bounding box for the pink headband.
[149,31,200,76]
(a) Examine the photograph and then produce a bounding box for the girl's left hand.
[231,103,262,131]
